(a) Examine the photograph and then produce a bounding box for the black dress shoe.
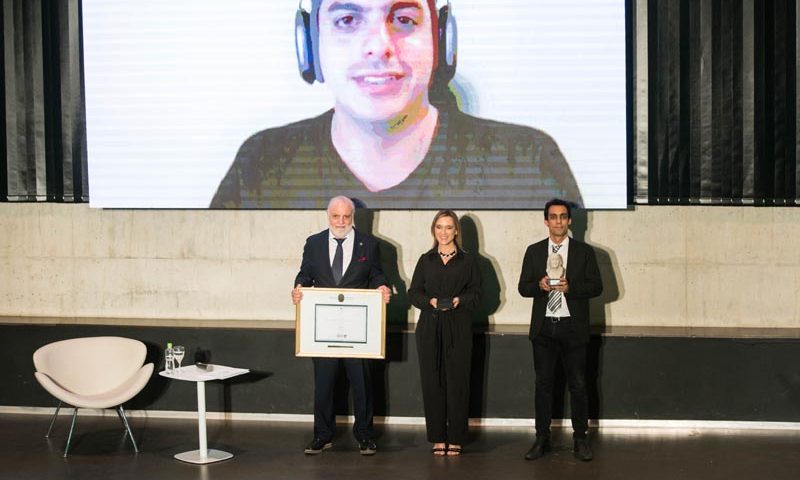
[573,438,593,461]
[304,438,332,455]
[358,438,377,455]
[524,437,551,460]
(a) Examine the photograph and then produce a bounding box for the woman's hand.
[452,297,460,308]
[429,298,438,309]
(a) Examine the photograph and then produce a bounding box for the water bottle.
[165,342,174,373]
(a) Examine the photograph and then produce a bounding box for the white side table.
[159,364,249,464]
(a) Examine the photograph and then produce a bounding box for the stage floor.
[2,413,799,480]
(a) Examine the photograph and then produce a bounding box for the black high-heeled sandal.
[446,445,462,456]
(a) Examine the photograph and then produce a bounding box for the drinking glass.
[172,345,185,370]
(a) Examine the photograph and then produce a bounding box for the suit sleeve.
[566,245,603,300]
[408,256,434,312]
[456,255,482,311]
[293,238,315,287]
[367,240,388,289]
[518,245,547,299]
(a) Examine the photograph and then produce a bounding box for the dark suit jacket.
[518,237,603,343]
[294,229,387,290]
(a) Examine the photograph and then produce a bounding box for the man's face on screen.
[317,0,435,122]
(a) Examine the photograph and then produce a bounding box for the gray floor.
[1,413,799,480]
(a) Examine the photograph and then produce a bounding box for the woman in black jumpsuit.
[409,210,481,456]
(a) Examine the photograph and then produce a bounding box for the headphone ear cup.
[436,5,457,82]
[295,8,316,84]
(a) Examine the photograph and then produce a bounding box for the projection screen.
[83,0,627,209]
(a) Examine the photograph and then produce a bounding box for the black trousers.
[416,313,472,445]
[312,357,374,442]
[532,317,589,440]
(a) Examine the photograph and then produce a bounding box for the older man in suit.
[291,196,391,456]
[518,198,603,462]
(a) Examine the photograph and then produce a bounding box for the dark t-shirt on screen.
[210,108,582,209]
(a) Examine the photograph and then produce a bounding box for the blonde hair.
[430,210,462,250]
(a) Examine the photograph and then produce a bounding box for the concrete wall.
[1,203,799,327]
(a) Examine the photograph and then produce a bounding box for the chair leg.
[117,406,139,453]
[63,408,78,457]
[45,401,62,438]
[115,406,126,433]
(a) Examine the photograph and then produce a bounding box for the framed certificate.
[295,287,386,359]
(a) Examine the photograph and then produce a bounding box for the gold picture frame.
[295,287,386,359]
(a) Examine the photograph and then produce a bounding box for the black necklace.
[438,250,456,258]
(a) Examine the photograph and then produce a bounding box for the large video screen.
[83,0,627,209]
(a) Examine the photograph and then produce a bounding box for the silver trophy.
[546,253,564,286]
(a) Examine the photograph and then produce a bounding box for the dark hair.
[544,198,572,220]
[430,209,462,250]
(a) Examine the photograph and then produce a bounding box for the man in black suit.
[291,195,391,456]
[518,198,603,462]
